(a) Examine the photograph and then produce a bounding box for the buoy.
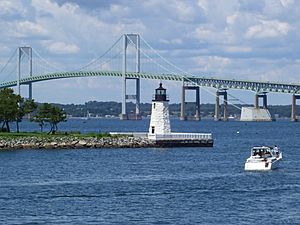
[237,131,240,134]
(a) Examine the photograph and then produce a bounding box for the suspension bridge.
[1,34,300,121]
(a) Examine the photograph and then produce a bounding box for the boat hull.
[245,158,280,171]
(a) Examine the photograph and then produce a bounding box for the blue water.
[0,119,299,224]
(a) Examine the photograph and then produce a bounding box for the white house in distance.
[148,83,213,147]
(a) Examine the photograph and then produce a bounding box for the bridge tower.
[17,47,33,99]
[180,80,200,121]
[120,34,141,120]
[214,89,228,121]
[291,94,300,121]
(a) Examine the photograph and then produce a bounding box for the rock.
[86,142,93,148]
[74,140,86,148]
[71,140,79,145]
[22,143,34,149]
[57,142,67,148]
[95,143,104,148]
[0,136,157,150]
[43,143,54,149]
[78,140,87,146]
[13,144,23,149]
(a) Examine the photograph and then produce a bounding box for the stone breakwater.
[0,136,157,150]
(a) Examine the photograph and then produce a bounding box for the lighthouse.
[148,83,171,136]
[146,83,213,147]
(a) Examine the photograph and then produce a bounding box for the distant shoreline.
[53,101,298,119]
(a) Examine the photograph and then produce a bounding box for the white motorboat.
[244,146,282,171]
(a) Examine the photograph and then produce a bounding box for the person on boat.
[265,150,271,157]
[273,145,280,157]
[257,150,262,157]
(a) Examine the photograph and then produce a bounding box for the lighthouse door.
[151,126,155,134]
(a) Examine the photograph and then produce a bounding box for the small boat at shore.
[245,146,282,171]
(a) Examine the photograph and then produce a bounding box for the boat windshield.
[251,147,273,158]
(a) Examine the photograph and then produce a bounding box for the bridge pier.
[241,92,272,121]
[214,89,228,121]
[255,92,268,109]
[180,81,200,121]
[120,34,141,120]
[28,47,33,100]
[28,83,32,100]
[291,94,300,121]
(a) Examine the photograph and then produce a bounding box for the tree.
[48,105,67,134]
[16,99,37,133]
[0,88,37,133]
[0,88,22,132]
[31,103,50,132]
[32,103,67,134]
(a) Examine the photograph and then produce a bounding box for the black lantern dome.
[153,83,168,101]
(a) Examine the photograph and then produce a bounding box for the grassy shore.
[0,131,114,139]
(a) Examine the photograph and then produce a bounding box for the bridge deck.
[1,70,300,94]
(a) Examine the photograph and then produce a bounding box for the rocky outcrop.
[0,136,156,150]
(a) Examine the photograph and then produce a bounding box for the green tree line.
[57,101,298,118]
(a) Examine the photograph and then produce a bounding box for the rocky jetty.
[0,136,157,150]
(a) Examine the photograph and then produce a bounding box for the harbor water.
[0,119,299,224]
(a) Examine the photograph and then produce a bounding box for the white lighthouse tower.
[148,83,171,137]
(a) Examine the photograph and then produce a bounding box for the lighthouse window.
[153,103,156,109]
[151,126,155,134]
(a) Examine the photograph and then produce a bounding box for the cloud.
[226,13,238,26]
[171,1,196,22]
[160,38,183,45]
[42,41,80,54]
[142,0,202,23]
[192,25,234,46]
[13,21,48,38]
[194,56,231,74]
[246,20,291,39]
[224,46,252,53]
[30,0,146,56]
[197,0,209,12]
[0,45,10,53]
[0,0,27,17]
[280,0,294,8]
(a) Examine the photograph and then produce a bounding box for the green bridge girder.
[1,70,300,94]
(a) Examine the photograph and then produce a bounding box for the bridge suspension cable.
[126,35,179,76]
[138,35,244,110]
[0,49,17,82]
[32,48,64,72]
[91,49,123,71]
[74,35,123,71]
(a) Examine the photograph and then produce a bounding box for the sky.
[0,0,299,105]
